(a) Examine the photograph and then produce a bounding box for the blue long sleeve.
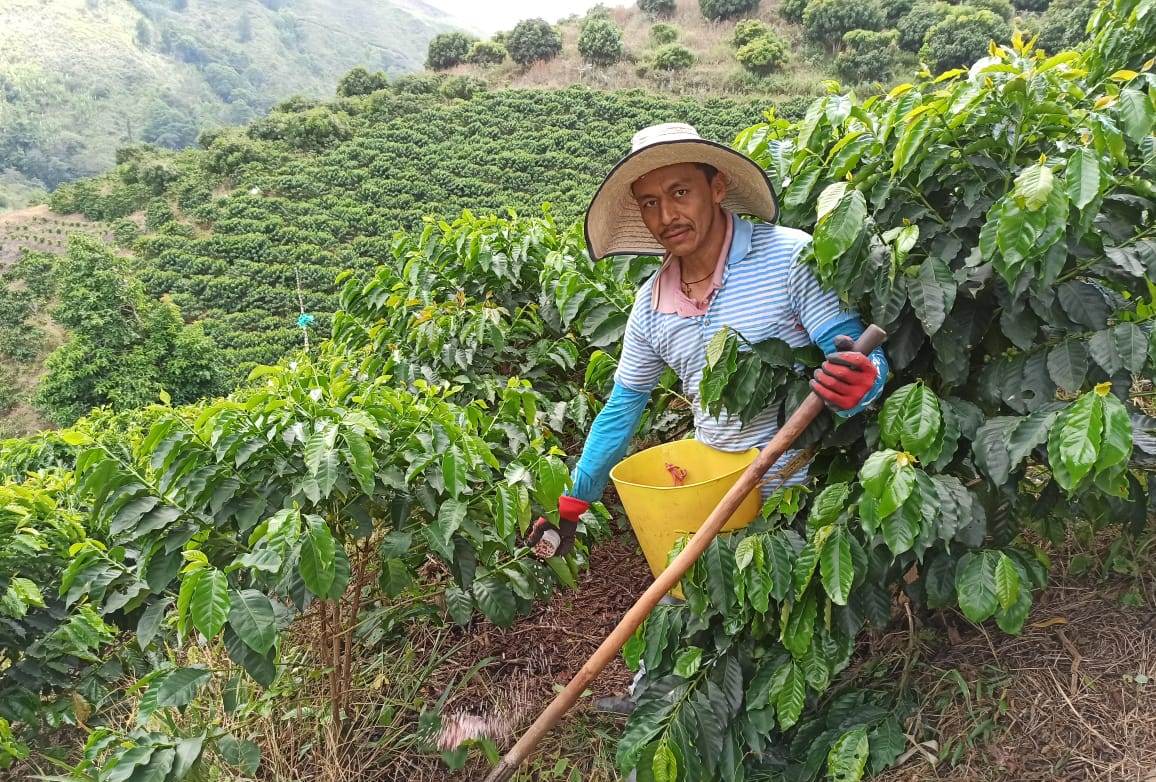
[568,382,651,503]
[810,313,889,417]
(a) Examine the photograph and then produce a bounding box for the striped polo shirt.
[614,214,849,479]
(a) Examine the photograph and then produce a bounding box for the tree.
[733,19,772,46]
[736,32,789,74]
[779,0,810,21]
[638,0,676,18]
[652,43,695,69]
[878,0,915,26]
[336,67,389,97]
[135,18,152,48]
[650,22,679,44]
[1029,0,1093,52]
[506,19,562,66]
[895,1,954,51]
[466,40,508,65]
[1014,0,1050,10]
[835,29,899,81]
[426,32,474,70]
[578,18,625,65]
[966,0,1015,21]
[699,0,761,21]
[920,9,1011,71]
[34,237,225,425]
[803,0,884,47]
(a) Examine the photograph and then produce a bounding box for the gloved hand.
[810,335,878,411]
[525,496,590,558]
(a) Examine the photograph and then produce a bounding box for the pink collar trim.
[651,212,733,317]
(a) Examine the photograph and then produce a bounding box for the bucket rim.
[609,443,760,492]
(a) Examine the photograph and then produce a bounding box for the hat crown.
[630,122,702,153]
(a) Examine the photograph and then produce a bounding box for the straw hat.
[584,122,779,261]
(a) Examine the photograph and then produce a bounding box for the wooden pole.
[482,325,888,782]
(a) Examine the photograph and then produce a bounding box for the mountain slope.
[0,0,458,208]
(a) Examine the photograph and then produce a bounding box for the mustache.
[661,224,692,239]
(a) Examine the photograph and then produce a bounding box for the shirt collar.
[650,213,753,312]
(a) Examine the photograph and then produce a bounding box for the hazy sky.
[424,0,622,35]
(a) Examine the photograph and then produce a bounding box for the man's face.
[631,162,727,258]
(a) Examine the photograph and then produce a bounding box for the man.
[528,123,888,557]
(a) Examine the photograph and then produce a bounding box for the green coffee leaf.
[299,516,337,597]
[673,646,703,678]
[955,551,999,623]
[227,590,276,654]
[1064,147,1101,209]
[907,257,956,335]
[652,740,678,782]
[809,483,851,530]
[1014,162,1054,211]
[473,575,515,627]
[190,568,229,639]
[993,553,1020,611]
[1047,391,1103,491]
[820,527,854,606]
[155,667,212,708]
[827,726,869,782]
[776,661,806,730]
[342,427,375,494]
[814,190,867,266]
[859,450,915,518]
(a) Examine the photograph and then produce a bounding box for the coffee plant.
[620,1,1156,778]
[49,87,769,377]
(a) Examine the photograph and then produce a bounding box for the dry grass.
[878,550,1156,782]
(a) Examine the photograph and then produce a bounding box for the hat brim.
[584,138,779,262]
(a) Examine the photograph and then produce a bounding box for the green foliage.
[733,19,773,46]
[427,32,475,70]
[878,0,916,26]
[440,75,487,100]
[835,29,899,82]
[965,0,1015,20]
[1014,0,1050,9]
[920,9,1011,72]
[650,22,680,44]
[506,18,563,66]
[652,43,696,70]
[65,87,764,377]
[1030,0,1095,52]
[803,0,885,47]
[466,40,509,65]
[700,0,762,21]
[622,6,1156,776]
[639,0,677,17]
[895,2,954,51]
[736,33,790,74]
[780,0,811,23]
[336,67,390,97]
[579,17,626,65]
[33,237,226,426]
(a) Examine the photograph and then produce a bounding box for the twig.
[1056,628,1083,696]
[1048,671,1121,755]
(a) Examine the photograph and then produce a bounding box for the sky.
[423,0,621,35]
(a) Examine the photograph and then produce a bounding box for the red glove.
[810,335,878,411]
[526,496,589,558]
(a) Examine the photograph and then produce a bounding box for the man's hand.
[810,335,878,411]
[525,496,590,558]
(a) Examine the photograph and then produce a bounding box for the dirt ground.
[0,205,110,268]
[430,529,1156,782]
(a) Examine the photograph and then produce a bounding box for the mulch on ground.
[878,571,1156,782]
[415,529,655,781]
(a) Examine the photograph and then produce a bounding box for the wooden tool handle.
[482,324,887,782]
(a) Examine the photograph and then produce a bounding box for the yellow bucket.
[610,439,762,579]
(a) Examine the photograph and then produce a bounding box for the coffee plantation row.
[2,0,1155,778]
[46,84,772,381]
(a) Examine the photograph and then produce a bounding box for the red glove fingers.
[811,338,879,411]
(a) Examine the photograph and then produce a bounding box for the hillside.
[429,0,1095,103]
[43,84,771,380]
[0,0,458,209]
